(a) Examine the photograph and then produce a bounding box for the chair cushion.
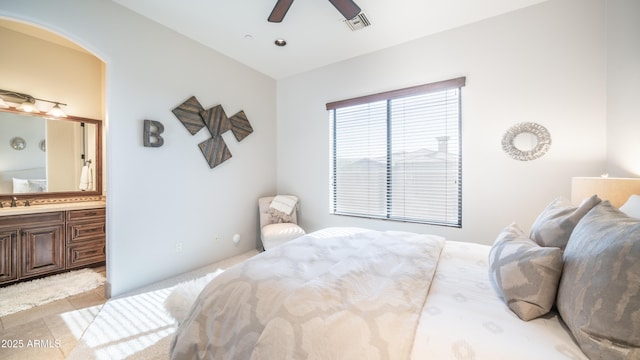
[261,223,306,250]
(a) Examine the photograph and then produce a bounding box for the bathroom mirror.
[501,122,551,161]
[0,108,102,198]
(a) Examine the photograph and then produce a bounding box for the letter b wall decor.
[143,119,165,147]
[172,96,254,169]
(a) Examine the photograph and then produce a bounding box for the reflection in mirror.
[0,108,101,197]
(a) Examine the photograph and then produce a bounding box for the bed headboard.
[572,177,640,207]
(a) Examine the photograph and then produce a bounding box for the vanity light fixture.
[0,88,68,117]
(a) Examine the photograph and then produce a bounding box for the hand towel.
[79,165,92,191]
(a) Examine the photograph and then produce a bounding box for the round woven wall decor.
[501,122,551,161]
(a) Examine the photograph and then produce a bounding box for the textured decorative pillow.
[529,195,601,248]
[557,201,640,360]
[488,223,564,321]
[28,179,47,192]
[267,208,293,223]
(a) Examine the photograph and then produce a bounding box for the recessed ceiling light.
[274,39,287,47]
[244,34,254,40]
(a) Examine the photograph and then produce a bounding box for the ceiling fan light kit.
[268,0,361,23]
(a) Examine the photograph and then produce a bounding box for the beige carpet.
[67,250,258,360]
[0,268,105,317]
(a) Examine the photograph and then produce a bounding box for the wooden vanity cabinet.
[0,207,105,286]
[66,208,106,269]
[0,212,66,281]
[0,229,17,283]
[21,223,65,278]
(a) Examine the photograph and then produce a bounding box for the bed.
[170,195,640,360]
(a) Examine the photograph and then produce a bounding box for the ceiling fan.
[268,0,361,23]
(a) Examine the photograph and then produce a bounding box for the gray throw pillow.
[529,195,601,248]
[557,201,640,360]
[489,223,564,321]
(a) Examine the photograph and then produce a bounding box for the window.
[327,77,465,227]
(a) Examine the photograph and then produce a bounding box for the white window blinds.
[328,77,464,227]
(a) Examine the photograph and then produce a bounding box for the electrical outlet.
[175,242,183,252]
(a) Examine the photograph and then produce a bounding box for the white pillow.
[12,178,30,193]
[620,194,640,219]
[28,179,47,192]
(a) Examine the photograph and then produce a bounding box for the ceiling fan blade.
[327,0,361,20]
[268,0,294,23]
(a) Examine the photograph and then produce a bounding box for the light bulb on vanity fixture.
[47,103,67,117]
[17,98,40,113]
[0,88,68,117]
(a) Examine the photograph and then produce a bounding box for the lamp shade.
[572,177,640,207]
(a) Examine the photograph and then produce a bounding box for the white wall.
[0,0,277,296]
[606,0,640,177]
[277,0,607,245]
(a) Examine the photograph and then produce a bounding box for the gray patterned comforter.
[170,228,445,360]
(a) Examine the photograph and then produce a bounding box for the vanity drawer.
[67,241,105,269]
[0,211,65,227]
[66,208,105,222]
[67,221,106,245]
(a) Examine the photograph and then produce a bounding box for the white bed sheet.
[411,240,588,360]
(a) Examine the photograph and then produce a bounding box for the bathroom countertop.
[0,200,105,217]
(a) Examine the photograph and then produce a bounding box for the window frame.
[327,77,465,227]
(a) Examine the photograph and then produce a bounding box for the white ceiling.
[112,0,547,79]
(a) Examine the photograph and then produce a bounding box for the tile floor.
[0,266,107,360]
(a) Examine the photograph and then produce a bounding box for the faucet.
[10,196,17,207]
